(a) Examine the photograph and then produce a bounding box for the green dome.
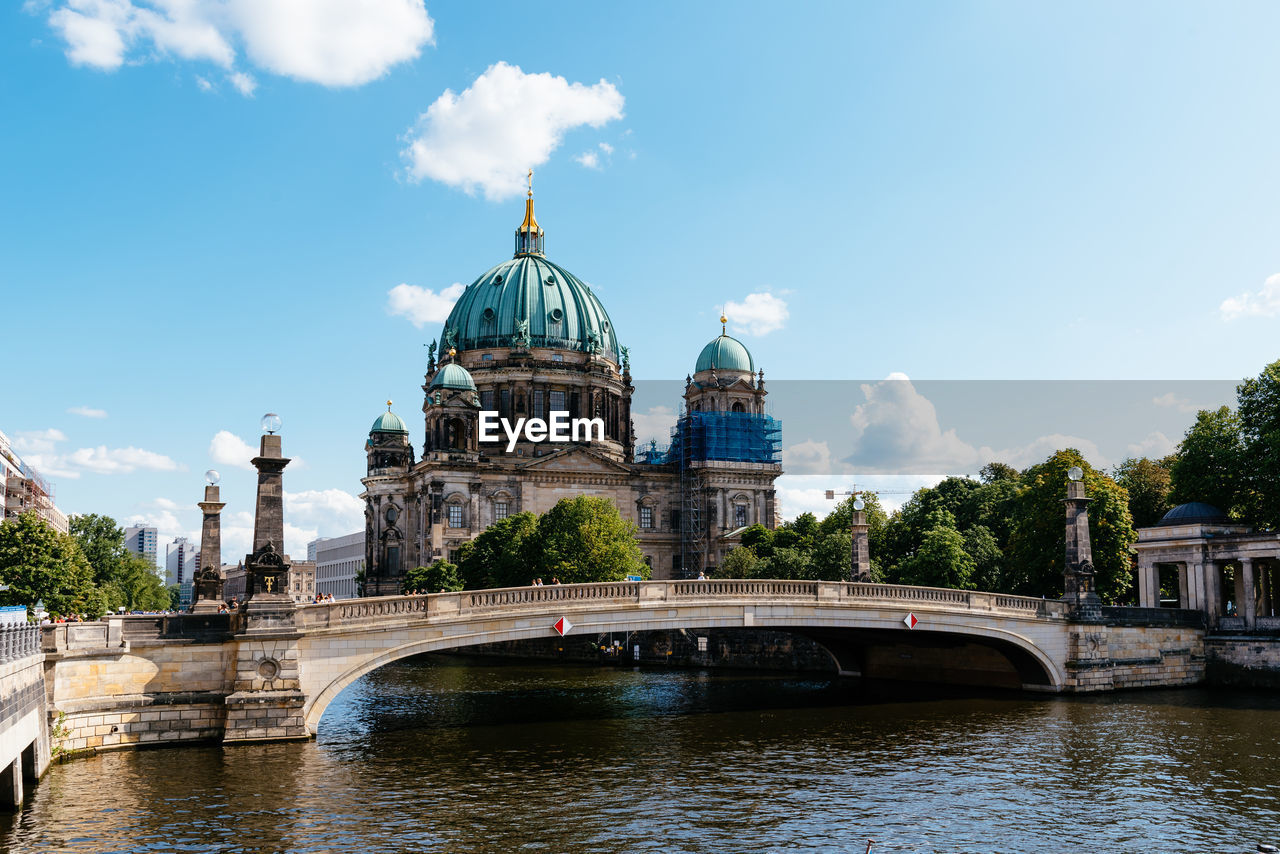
[371,409,409,434]
[440,255,620,361]
[695,334,755,374]
[429,362,477,391]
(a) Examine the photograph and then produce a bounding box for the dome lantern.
[514,168,545,257]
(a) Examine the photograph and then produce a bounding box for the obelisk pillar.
[1062,467,1102,621]
[242,420,295,630]
[192,475,227,613]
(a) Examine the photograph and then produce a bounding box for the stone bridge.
[42,580,1206,752]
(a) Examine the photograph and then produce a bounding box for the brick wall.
[1204,636,1280,689]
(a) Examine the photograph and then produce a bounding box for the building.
[125,525,159,572]
[312,532,364,600]
[288,561,316,603]
[166,537,198,606]
[360,189,782,595]
[0,429,68,533]
[222,562,246,603]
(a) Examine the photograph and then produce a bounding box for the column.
[1241,558,1257,628]
[1178,562,1190,610]
[1137,556,1155,608]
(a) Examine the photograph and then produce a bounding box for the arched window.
[731,401,745,413]
[449,418,466,450]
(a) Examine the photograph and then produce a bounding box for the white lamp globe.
[261,413,282,434]
[1067,466,1084,482]
[853,498,866,511]
[205,469,221,486]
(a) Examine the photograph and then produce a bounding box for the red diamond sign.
[903,613,918,629]
[554,616,573,636]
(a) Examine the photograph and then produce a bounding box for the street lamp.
[261,413,282,435]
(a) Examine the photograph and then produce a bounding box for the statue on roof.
[512,318,531,349]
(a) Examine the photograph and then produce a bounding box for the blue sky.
[3,1,1278,566]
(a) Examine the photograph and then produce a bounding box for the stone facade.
[1205,635,1280,689]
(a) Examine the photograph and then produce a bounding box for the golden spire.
[519,168,540,233]
[386,399,393,410]
[720,314,727,335]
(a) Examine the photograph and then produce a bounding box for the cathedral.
[360,184,783,594]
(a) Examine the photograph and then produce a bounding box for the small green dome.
[695,334,755,374]
[370,409,409,434]
[429,362,477,392]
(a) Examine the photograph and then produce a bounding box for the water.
[4,657,1279,853]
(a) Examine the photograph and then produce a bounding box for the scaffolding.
[644,412,781,577]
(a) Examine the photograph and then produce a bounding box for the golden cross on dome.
[527,168,534,198]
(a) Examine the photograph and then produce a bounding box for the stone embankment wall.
[1204,635,1280,689]
[42,619,233,756]
[0,624,49,807]
[1063,615,1205,692]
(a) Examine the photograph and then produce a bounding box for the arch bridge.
[288,580,1072,735]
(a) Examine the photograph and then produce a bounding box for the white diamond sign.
[554,616,573,636]
[903,612,918,629]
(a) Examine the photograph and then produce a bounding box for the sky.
[3,1,1278,569]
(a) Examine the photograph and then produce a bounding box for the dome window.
[545,275,556,285]
[602,321,610,332]
[549,308,563,323]
[493,275,503,285]
[482,308,496,322]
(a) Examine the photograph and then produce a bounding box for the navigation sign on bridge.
[554,616,573,636]
[904,613,918,629]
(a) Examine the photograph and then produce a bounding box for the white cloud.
[632,406,676,447]
[38,0,433,90]
[1220,273,1280,320]
[1126,431,1176,460]
[12,429,68,455]
[67,405,108,418]
[574,150,600,170]
[209,430,256,470]
[782,439,854,475]
[285,488,364,533]
[195,74,213,91]
[1152,392,1198,413]
[845,374,1110,474]
[402,62,625,200]
[228,69,255,95]
[66,445,183,474]
[598,142,613,155]
[387,282,465,327]
[723,292,789,336]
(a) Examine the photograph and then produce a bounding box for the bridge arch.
[296,582,1068,733]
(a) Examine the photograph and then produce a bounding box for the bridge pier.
[224,632,309,743]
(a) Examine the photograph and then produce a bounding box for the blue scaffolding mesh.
[641,411,782,465]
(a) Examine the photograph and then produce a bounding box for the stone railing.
[0,623,42,664]
[296,579,1068,630]
[1103,606,1206,629]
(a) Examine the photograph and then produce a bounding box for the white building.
[166,537,198,605]
[125,525,159,572]
[312,532,363,600]
[0,429,68,533]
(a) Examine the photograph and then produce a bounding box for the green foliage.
[1169,406,1245,516]
[1236,359,1280,529]
[962,524,1003,592]
[1006,449,1136,603]
[532,497,645,584]
[772,512,818,552]
[68,513,125,586]
[403,560,463,594]
[878,476,1016,585]
[106,553,170,612]
[0,512,105,619]
[759,546,812,580]
[738,524,774,557]
[810,531,855,581]
[898,515,976,590]
[457,512,539,589]
[714,545,762,578]
[1112,456,1175,528]
[167,585,181,611]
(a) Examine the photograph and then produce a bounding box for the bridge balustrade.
[0,624,41,665]
[295,579,1067,630]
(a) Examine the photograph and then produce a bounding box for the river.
[3,656,1278,853]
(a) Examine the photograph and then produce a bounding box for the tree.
[533,496,645,583]
[403,560,463,594]
[739,524,774,557]
[1006,449,1136,603]
[772,512,818,552]
[1236,359,1280,529]
[963,524,1003,592]
[1112,456,1175,529]
[980,462,1020,484]
[810,531,855,581]
[896,510,976,590]
[1169,406,1245,516]
[107,553,170,612]
[759,547,812,580]
[68,513,126,587]
[456,512,539,589]
[714,546,761,579]
[0,512,105,619]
